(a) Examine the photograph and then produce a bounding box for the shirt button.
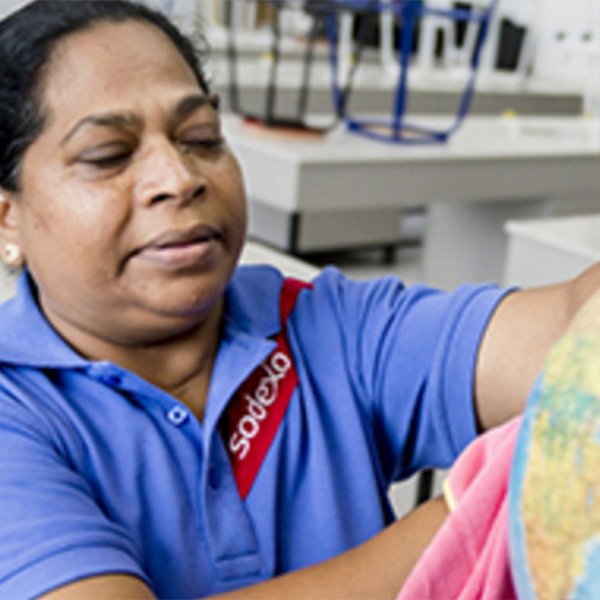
[87,363,122,386]
[166,406,189,426]
[102,373,122,387]
[208,467,221,490]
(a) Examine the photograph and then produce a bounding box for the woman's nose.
[134,140,205,206]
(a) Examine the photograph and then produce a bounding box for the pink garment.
[397,417,521,600]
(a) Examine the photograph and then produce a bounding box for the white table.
[240,239,320,280]
[225,115,600,289]
[504,213,600,288]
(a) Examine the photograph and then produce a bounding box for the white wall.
[1,0,599,107]
[533,0,600,82]
[145,0,199,34]
[0,0,199,30]
[0,0,31,18]
[477,0,600,107]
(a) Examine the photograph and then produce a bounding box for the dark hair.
[0,0,211,192]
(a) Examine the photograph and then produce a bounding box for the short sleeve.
[294,268,512,480]
[372,280,512,476]
[0,388,151,599]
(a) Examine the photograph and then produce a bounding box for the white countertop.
[224,114,600,212]
[225,114,600,165]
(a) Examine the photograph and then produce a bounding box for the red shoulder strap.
[220,278,312,499]
[279,276,311,323]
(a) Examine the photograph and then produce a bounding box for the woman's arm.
[40,497,448,600]
[475,262,600,431]
[214,495,448,600]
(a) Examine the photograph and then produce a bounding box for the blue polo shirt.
[0,266,509,599]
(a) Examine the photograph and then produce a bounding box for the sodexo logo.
[228,351,292,461]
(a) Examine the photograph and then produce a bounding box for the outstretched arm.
[213,495,448,600]
[40,497,448,600]
[475,262,600,431]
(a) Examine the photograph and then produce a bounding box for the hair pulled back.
[0,0,210,192]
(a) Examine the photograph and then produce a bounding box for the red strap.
[220,278,312,499]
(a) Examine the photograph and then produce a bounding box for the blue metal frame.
[324,0,498,144]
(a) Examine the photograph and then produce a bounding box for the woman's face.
[4,20,247,349]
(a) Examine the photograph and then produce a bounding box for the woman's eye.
[87,154,130,168]
[180,136,224,151]
[178,123,224,153]
[79,145,132,169]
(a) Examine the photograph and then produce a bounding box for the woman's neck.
[46,299,225,422]
[116,316,222,421]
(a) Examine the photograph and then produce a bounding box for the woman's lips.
[134,224,221,269]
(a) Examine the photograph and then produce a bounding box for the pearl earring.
[2,242,21,268]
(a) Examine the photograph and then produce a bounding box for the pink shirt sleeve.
[397,417,521,600]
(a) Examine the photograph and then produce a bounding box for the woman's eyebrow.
[61,113,141,146]
[61,95,217,146]
[172,94,218,123]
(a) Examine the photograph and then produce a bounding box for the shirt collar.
[0,271,87,368]
[223,264,282,340]
[0,265,283,368]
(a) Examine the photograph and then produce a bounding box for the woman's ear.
[0,190,24,270]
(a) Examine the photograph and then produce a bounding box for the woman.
[0,1,596,598]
